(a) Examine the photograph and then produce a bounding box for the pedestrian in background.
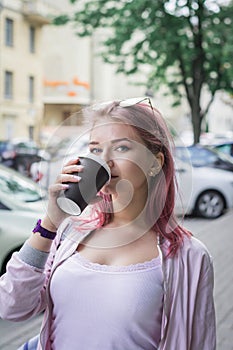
[0,97,216,349]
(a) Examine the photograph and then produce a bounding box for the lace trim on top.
[73,252,161,272]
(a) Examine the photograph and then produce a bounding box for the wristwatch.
[32,219,57,240]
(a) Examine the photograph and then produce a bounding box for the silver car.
[0,165,47,275]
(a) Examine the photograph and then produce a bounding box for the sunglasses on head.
[92,96,154,114]
[91,97,166,149]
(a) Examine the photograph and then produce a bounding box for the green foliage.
[54,0,233,143]
[53,15,70,25]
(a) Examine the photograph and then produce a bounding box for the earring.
[148,168,156,177]
[148,166,160,177]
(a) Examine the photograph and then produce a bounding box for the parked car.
[12,138,48,177]
[175,144,233,172]
[175,159,233,219]
[209,141,233,159]
[30,133,89,188]
[0,164,47,275]
[48,133,90,160]
[0,139,47,177]
[12,138,39,155]
[0,140,16,167]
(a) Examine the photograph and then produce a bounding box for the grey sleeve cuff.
[18,242,50,269]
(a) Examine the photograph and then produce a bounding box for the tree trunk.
[191,103,202,144]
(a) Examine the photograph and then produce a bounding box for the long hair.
[81,100,191,256]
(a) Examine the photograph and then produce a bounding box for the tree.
[54,0,233,144]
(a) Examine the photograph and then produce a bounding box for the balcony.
[22,0,52,26]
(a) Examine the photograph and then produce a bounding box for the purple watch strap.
[32,219,57,240]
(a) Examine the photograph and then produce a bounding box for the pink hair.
[80,101,191,257]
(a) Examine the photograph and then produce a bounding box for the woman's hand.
[28,158,83,252]
[43,158,84,230]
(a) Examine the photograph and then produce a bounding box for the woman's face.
[89,121,163,200]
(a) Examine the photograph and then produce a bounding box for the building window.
[29,76,35,102]
[62,111,70,125]
[5,18,14,47]
[29,26,35,53]
[4,71,13,99]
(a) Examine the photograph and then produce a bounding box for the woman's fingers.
[62,158,84,174]
[49,183,70,195]
[64,158,80,166]
[49,158,83,198]
[50,173,82,196]
[45,159,83,224]
[56,173,82,184]
[62,164,84,174]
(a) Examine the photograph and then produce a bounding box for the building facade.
[0,0,52,141]
[0,0,232,145]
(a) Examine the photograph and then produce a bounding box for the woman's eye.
[115,145,130,152]
[90,147,102,154]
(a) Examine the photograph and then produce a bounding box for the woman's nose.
[101,149,113,167]
[107,159,114,168]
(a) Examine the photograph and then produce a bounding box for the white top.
[50,252,164,350]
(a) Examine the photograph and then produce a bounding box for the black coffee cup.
[57,154,111,215]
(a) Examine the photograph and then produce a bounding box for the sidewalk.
[0,314,43,350]
[191,209,233,350]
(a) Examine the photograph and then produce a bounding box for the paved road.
[0,211,232,349]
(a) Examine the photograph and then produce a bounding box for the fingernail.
[62,184,70,189]
[73,175,81,181]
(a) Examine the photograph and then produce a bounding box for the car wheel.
[195,190,225,219]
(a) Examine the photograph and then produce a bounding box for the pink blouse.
[50,252,164,350]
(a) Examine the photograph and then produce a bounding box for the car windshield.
[175,147,216,166]
[189,147,218,166]
[207,146,233,163]
[176,146,233,167]
[213,144,233,156]
[0,167,43,202]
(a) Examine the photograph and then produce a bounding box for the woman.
[0,98,216,350]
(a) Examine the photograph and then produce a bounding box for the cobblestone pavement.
[0,210,232,349]
[185,210,233,350]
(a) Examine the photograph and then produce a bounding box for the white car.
[0,165,47,275]
[175,159,233,219]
